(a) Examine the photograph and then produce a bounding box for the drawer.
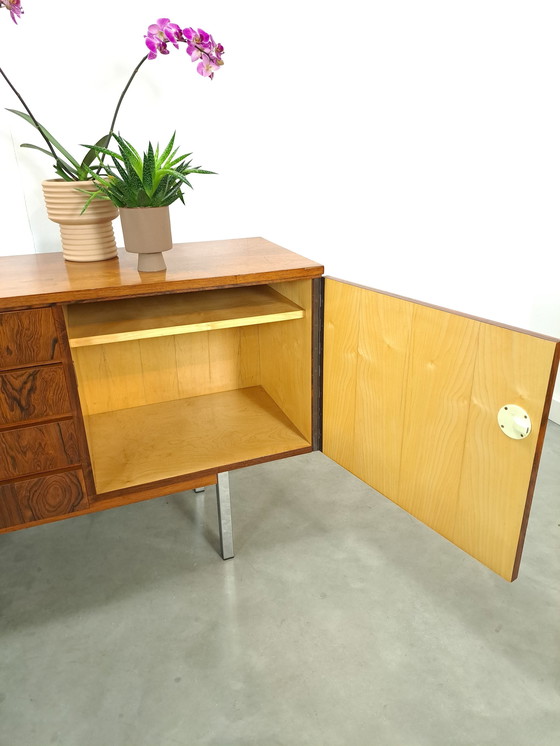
[0,469,88,529]
[0,308,60,368]
[0,364,71,426]
[0,421,80,481]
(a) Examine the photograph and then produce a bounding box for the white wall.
[1,0,559,419]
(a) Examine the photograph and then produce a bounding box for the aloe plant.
[81,133,215,211]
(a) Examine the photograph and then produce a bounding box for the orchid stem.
[108,54,149,141]
[94,53,149,172]
[0,63,59,162]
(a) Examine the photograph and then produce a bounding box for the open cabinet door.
[322,278,560,581]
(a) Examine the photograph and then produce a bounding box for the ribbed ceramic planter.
[42,179,119,262]
[119,206,173,272]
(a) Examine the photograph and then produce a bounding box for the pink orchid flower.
[197,53,221,79]
[144,18,183,60]
[0,0,23,24]
[144,21,224,78]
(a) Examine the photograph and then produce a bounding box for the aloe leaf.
[81,133,111,169]
[185,168,216,175]
[163,146,181,168]
[114,134,142,174]
[79,190,106,214]
[111,158,131,184]
[7,109,81,169]
[80,143,123,161]
[160,168,195,188]
[167,152,192,169]
[159,133,176,165]
[121,152,144,189]
[142,142,155,195]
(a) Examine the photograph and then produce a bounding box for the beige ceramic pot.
[42,179,119,262]
[119,206,173,272]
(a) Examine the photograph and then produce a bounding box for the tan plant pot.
[42,179,119,262]
[119,206,173,272]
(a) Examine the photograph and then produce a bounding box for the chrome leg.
[216,472,234,560]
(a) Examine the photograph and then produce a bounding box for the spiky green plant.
[81,133,215,211]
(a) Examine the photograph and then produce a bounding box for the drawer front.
[0,470,88,529]
[0,365,71,426]
[0,308,59,368]
[0,421,80,481]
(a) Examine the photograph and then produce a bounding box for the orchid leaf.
[20,143,59,158]
[7,109,82,169]
[81,134,111,170]
[20,144,79,179]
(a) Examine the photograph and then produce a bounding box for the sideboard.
[1,237,558,582]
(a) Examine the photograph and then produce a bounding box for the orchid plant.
[0,6,224,181]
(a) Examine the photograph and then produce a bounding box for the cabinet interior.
[66,279,313,495]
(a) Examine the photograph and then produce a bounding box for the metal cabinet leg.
[216,472,234,560]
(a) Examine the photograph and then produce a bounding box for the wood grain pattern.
[0,364,71,426]
[0,238,324,310]
[0,307,60,368]
[92,473,217,506]
[322,279,360,469]
[66,286,304,347]
[353,286,413,499]
[0,469,87,529]
[397,305,480,536]
[323,278,559,581]
[0,421,80,480]
[85,386,311,494]
[51,304,96,497]
[73,326,261,415]
[259,280,314,441]
[0,472,216,534]
[452,322,559,579]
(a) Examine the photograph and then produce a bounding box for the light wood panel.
[73,327,261,415]
[0,237,324,310]
[259,280,314,441]
[323,278,559,580]
[85,386,311,494]
[322,280,360,468]
[66,286,304,347]
[452,322,559,578]
[353,287,414,499]
[397,305,480,536]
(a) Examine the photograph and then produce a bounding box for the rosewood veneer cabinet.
[0,238,558,581]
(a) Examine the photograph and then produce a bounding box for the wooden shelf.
[67,286,304,348]
[85,386,311,494]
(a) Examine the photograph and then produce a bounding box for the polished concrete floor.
[1,423,559,746]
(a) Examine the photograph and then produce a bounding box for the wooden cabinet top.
[0,237,324,310]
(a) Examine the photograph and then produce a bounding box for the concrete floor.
[1,423,559,746]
